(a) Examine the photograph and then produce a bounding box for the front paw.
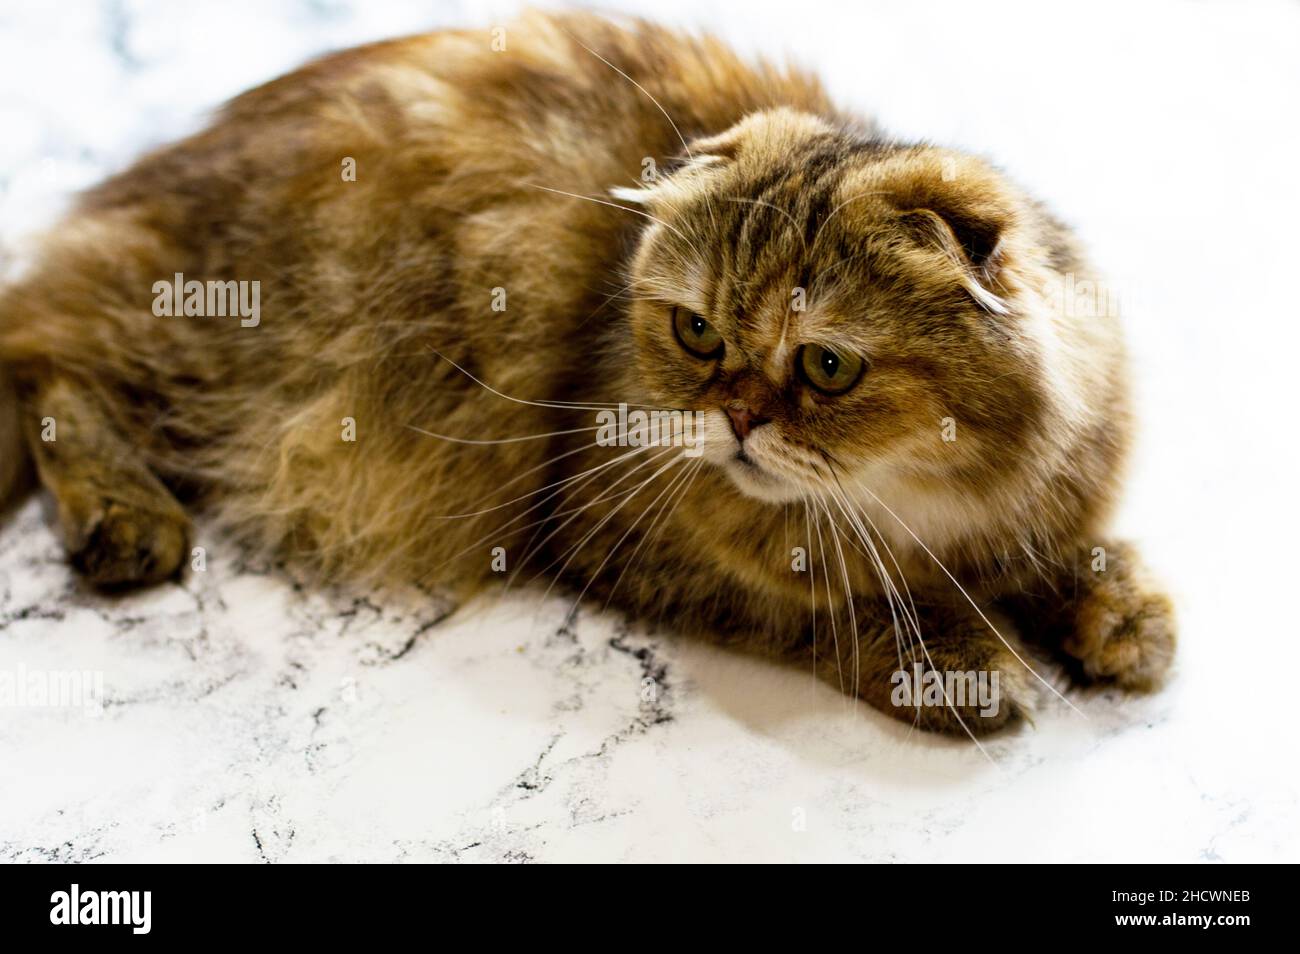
[1061,542,1175,689]
[59,490,190,588]
[856,608,1040,736]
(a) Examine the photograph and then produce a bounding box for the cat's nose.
[725,405,770,442]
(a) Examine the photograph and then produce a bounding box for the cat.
[0,10,1174,736]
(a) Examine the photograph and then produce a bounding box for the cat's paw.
[1061,543,1175,690]
[929,641,1038,736]
[873,610,1040,736]
[62,495,190,588]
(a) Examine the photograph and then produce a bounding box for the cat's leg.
[20,373,190,587]
[810,599,1039,735]
[1009,540,1176,689]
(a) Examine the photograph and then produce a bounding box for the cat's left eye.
[798,344,865,395]
[672,306,724,359]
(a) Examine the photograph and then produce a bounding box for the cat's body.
[0,11,1173,734]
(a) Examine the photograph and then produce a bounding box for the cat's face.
[617,109,1054,506]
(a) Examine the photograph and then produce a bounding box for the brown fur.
[0,10,1174,735]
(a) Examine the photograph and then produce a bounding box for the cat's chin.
[721,454,800,503]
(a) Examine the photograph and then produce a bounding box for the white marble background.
[1,0,1298,863]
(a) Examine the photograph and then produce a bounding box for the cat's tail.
[0,363,32,508]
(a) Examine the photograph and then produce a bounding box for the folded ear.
[609,152,724,206]
[691,107,833,160]
[611,108,833,207]
[881,151,1019,314]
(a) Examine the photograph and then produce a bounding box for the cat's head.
[614,108,1084,511]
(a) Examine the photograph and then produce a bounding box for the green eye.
[798,344,864,395]
[672,306,724,359]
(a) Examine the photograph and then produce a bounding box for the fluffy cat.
[0,10,1174,735]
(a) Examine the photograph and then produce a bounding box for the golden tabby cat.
[0,10,1174,735]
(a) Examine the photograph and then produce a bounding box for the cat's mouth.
[723,447,794,501]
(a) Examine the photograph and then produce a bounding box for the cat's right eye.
[672,306,724,359]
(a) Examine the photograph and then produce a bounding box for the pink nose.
[726,406,769,441]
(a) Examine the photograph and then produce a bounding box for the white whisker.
[534,449,684,599]
[527,184,704,260]
[605,456,703,607]
[571,451,698,612]
[854,478,1081,717]
[428,346,659,411]
[405,423,599,446]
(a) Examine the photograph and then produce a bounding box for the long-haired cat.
[0,10,1173,736]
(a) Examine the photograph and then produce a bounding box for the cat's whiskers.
[852,476,1082,716]
[428,346,660,411]
[621,269,703,303]
[801,496,819,682]
[807,189,893,261]
[402,425,647,536]
[507,438,678,583]
[807,494,845,699]
[504,431,670,574]
[603,455,704,609]
[406,422,600,446]
[809,246,873,298]
[568,450,702,615]
[505,422,661,532]
[725,196,808,254]
[408,350,705,528]
[556,25,722,236]
[504,442,675,591]
[426,436,651,521]
[526,184,706,262]
[408,417,651,520]
[820,480,912,673]
[499,411,692,584]
[531,447,686,600]
[819,478,993,758]
[581,273,656,327]
[816,461,922,659]
[806,458,989,750]
[560,26,695,162]
[816,488,899,654]
[817,494,862,707]
[421,440,665,577]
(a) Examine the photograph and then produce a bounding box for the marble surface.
[2,0,1299,863]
